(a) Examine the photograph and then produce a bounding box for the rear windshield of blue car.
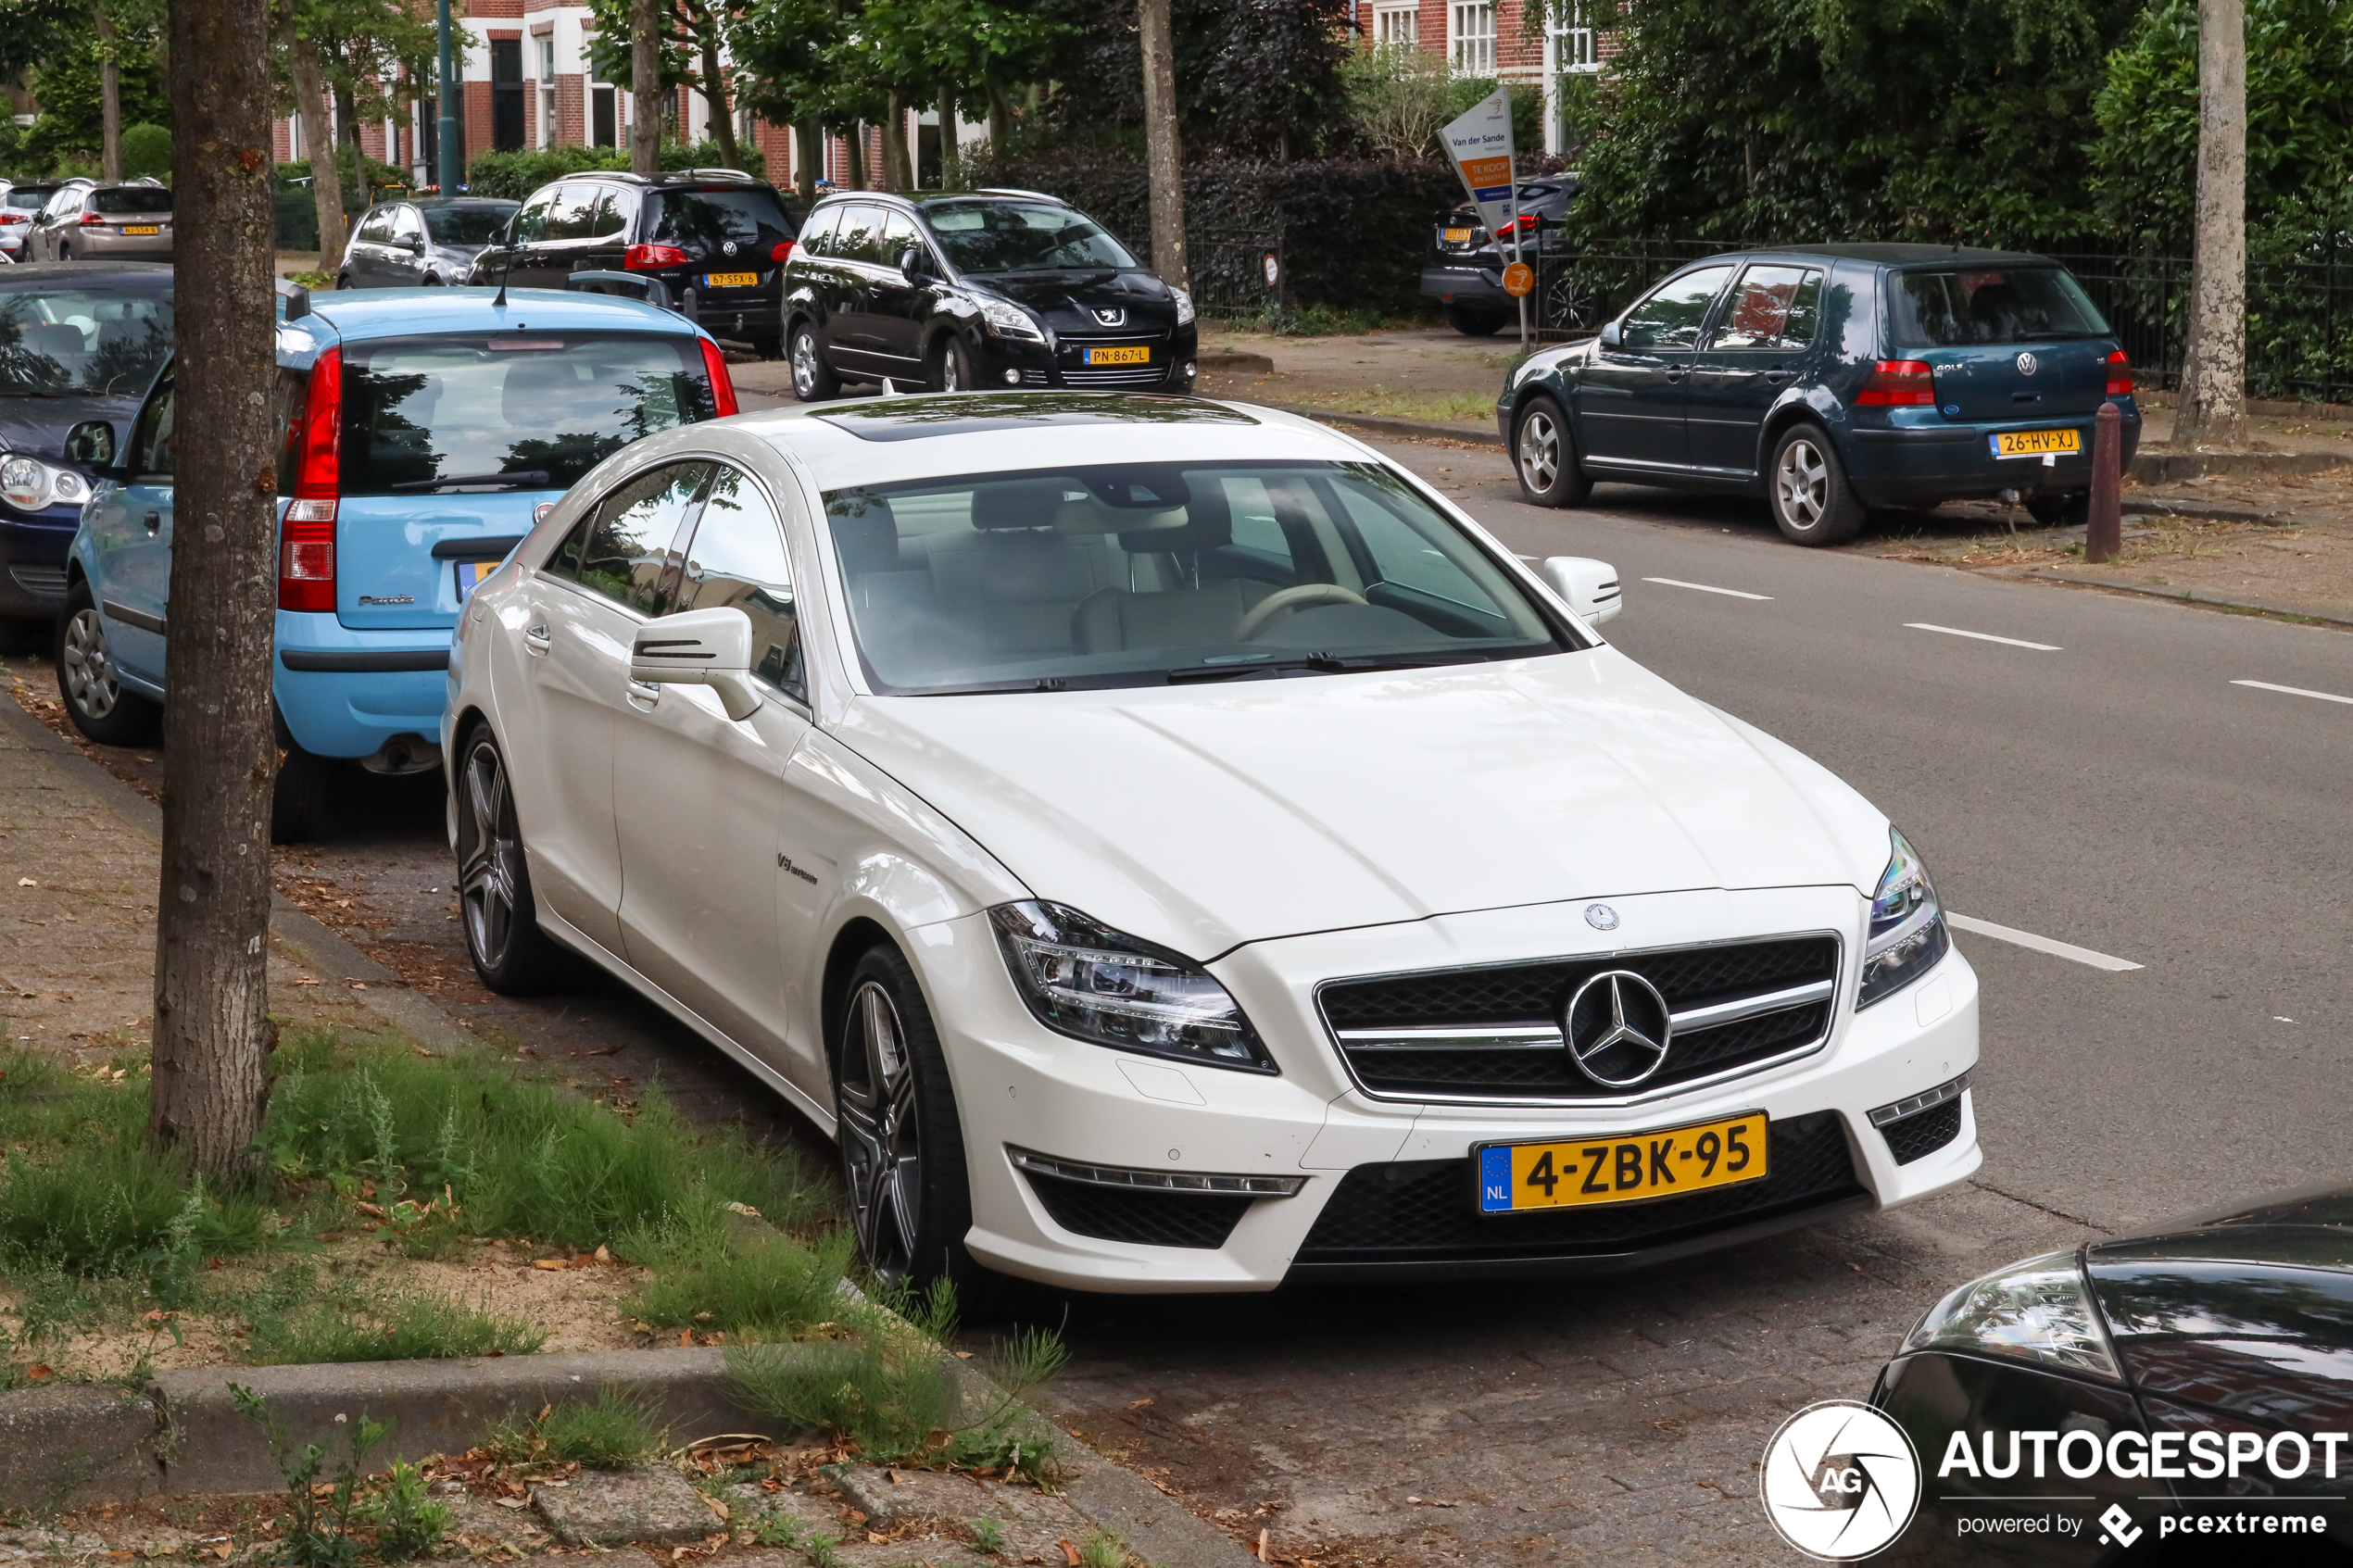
[1888,266,2110,347]
[0,281,172,396]
[335,331,716,496]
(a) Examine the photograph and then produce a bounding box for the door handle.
[1664,367,1688,383]
[1763,370,1792,383]
[142,509,160,531]
[625,678,662,707]
[523,623,551,656]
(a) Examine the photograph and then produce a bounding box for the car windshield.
[0,282,172,396]
[6,189,54,212]
[93,188,172,215]
[923,201,1138,274]
[335,331,715,496]
[824,460,1571,695]
[422,204,515,245]
[1889,266,2110,346]
[649,187,794,248]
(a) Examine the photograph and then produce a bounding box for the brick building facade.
[1352,0,1617,155]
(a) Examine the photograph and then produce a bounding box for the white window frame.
[535,36,558,148]
[1548,0,1602,74]
[1449,2,1495,75]
[1372,2,1417,46]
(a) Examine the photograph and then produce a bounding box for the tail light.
[1,213,30,225]
[624,243,689,270]
[2106,349,2133,396]
[79,212,109,226]
[281,348,341,612]
[1505,214,1541,233]
[1856,359,1936,407]
[771,240,795,262]
[699,337,738,418]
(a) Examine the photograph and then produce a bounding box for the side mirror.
[898,245,928,280]
[630,606,762,721]
[1539,557,1622,626]
[403,234,425,253]
[1597,320,1623,350]
[63,420,116,470]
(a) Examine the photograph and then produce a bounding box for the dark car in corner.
[781,189,1197,398]
[1871,1186,2353,1565]
[1496,244,2140,545]
[1422,177,1579,336]
[337,197,520,289]
[0,261,171,630]
[467,169,797,357]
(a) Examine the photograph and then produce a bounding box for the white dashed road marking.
[1947,913,2143,972]
[2233,679,2353,707]
[1906,623,2062,651]
[1642,577,1773,601]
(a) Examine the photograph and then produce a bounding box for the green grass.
[482,1390,664,1469]
[246,1284,547,1364]
[627,1228,854,1340]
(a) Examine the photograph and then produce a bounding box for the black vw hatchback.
[1871,1187,2353,1564]
[781,190,1197,399]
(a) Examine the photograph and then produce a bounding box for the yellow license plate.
[1477,1111,1768,1213]
[703,271,758,288]
[455,559,498,602]
[1085,345,1151,365]
[1444,227,1474,244]
[123,225,161,235]
[1991,428,2082,458]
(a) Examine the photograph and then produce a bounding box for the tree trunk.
[844,121,865,190]
[697,26,738,168]
[986,82,1011,151]
[153,0,279,1185]
[937,84,957,188]
[95,3,121,181]
[2176,0,2248,448]
[879,93,908,192]
[629,0,661,175]
[283,15,345,266]
[1138,0,1187,289]
[793,121,818,203]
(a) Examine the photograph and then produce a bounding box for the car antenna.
[880,376,902,396]
[492,244,517,309]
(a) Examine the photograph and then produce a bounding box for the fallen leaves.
[1058,1541,1082,1566]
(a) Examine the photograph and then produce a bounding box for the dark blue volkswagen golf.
[1497,244,2140,545]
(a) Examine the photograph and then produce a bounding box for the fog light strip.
[1868,1071,1971,1128]
[1007,1147,1304,1198]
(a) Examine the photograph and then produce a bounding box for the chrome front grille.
[1061,365,1168,387]
[1316,934,1843,1105]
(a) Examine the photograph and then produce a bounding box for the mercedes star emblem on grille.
[1584,903,1619,931]
[1562,970,1674,1087]
[2016,351,2037,375]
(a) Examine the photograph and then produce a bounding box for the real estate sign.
[1439,87,1517,246]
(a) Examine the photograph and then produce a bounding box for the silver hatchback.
[30,182,173,263]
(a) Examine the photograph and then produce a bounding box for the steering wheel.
[1233,583,1369,642]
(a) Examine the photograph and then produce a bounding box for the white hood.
[834,646,1890,958]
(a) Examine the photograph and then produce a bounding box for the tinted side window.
[581,186,627,240]
[131,374,176,478]
[675,465,800,698]
[356,207,396,243]
[1711,265,1823,351]
[544,185,598,242]
[833,204,886,265]
[1618,265,1734,351]
[794,206,841,258]
[880,210,920,267]
[391,207,424,243]
[510,188,559,243]
[553,460,712,614]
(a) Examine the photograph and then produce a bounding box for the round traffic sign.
[1503,262,1534,297]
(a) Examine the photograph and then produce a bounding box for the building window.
[1449,2,1495,74]
[536,36,557,147]
[1550,0,1601,73]
[1372,3,1416,46]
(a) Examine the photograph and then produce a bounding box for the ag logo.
[1759,1400,1920,1561]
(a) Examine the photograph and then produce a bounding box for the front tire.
[1768,423,1867,546]
[789,321,839,402]
[454,726,573,995]
[932,334,977,393]
[1514,395,1592,508]
[55,583,159,746]
[832,943,988,1295]
[334,273,354,291]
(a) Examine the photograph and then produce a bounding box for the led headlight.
[1172,287,1195,327]
[976,294,1044,342]
[1902,1248,2119,1380]
[0,454,90,512]
[1859,827,1948,1008]
[988,900,1275,1073]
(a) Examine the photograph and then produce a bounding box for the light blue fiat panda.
[57,283,737,839]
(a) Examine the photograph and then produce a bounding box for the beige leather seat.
[1069,484,1277,654]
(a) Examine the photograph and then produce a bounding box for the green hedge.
[965,152,1459,315]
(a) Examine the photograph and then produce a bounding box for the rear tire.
[789,321,839,402]
[454,725,574,995]
[334,273,353,291]
[270,738,336,845]
[54,583,159,746]
[1444,304,1504,337]
[1514,395,1592,508]
[2026,490,2090,528]
[1768,423,1867,546]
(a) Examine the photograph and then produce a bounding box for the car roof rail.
[975,187,1063,204]
[675,168,757,182]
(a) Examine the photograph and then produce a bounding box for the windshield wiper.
[1164,648,1527,684]
[389,470,551,493]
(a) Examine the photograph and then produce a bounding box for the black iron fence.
[1189,228,1287,321]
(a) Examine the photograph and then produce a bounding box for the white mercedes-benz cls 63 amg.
[444,391,1978,1294]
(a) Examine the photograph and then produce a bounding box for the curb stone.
[0,1385,164,1507]
[1261,401,1504,447]
[2017,567,2353,630]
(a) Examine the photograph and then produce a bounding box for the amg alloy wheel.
[839,976,924,1285]
[455,727,571,993]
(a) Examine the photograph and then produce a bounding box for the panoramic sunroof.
[814,392,1259,442]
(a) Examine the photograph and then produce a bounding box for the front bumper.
[933,886,1982,1292]
[273,609,454,759]
[1844,401,2143,508]
[0,506,81,618]
[975,325,1199,392]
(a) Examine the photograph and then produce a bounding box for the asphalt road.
[237,427,2352,1565]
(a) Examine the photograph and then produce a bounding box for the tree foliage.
[1033,0,1353,158]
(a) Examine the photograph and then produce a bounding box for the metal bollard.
[2086,400,2123,564]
